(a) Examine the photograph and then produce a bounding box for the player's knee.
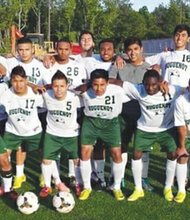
[0,153,11,170]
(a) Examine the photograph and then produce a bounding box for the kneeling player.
[79,69,128,201]
[39,70,82,197]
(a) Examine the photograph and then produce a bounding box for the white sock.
[80,159,92,189]
[94,159,105,182]
[68,159,75,177]
[112,161,123,190]
[74,165,83,185]
[142,152,149,179]
[121,153,128,179]
[3,177,12,192]
[16,164,24,177]
[131,159,142,190]
[41,163,52,187]
[51,160,62,185]
[165,159,176,188]
[176,163,187,193]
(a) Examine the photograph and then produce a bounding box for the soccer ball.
[52,191,75,213]
[17,192,40,215]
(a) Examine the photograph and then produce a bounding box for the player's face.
[143,76,160,95]
[80,34,94,51]
[92,78,108,96]
[52,79,68,100]
[11,75,28,95]
[174,30,190,50]
[17,43,34,63]
[56,42,71,61]
[126,43,143,64]
[99,42,114,62]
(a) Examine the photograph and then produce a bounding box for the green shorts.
[3,132,42,152]
[81,116,121,148]
[43,133,78,160]
[0,135,7,154]
[134,128,177,153]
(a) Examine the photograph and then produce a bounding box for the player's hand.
[32,85,46,94]
[0,64,7,76]
[151,64,161,73]
[43,55,55,68]
[75,84,88,94]
[160,80,169,94]
[176,147,189,158]
[114,56,125,69]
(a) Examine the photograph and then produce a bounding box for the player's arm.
[0,63,7,77]
[43,54,56,68]
[108,78,123,87]
[27,82,46,94]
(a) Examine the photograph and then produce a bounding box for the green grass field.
[1,145,190,220]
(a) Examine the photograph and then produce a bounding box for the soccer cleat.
[13,175,26,189]
[78,188,92,200]
[56,182,70,192]
[174,192,186,203]
[113,189,125,201]
[185,179,190,192]
[39,186,52,197]
[69,176,76,188]
[4,190,18,201]
[121,178,126,189]
[142,178,154,192]
[39,174,45,188]
[128,188,144,201]
[95,179,106,192]
[163,187,174,202]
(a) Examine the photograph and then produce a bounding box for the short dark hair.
[124,37,142,50]
[98,38,115,49]
[56,39,72,48]
[143,69,160,83]
[173,24,190,36]
[51,70,68,84]
[90,69,109,83]
[17,37,32,45]
[79,30,94,42]
[10,65,27,79]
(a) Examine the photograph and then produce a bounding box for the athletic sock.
[74,165,83,185]
[94,159,105,182]
[51,160,62,185]
[165,159,176,188]
[176,163,187,193]
[121,152,128,179]
[15,164,24,177]
[131,159,142,190]
[68,159,75,177]
[80,159,92,189]
[41,163,52,188]
[112,161,123,190]
[142,152,149,179]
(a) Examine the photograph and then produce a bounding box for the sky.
[130,0,171,12]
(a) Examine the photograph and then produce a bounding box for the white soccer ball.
[52,191,75,213]
[17,192,40,215]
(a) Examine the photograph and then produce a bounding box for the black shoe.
[95,179,106,192]
[4,190,18,201]
[69,176,76,188]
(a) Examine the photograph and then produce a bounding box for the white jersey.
[123,82,181,132]
[146,50,190,87]
[42,59,87,90]
[82,57,112,79]
[174,92,190,137]
[6,57,48,85]
[0,82,8,121]
[0,87,43,136]
[82,84,127,119]
[43,90,82,137]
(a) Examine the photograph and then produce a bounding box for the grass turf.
[0,144,189,220]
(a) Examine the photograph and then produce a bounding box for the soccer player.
[6,37,49,189]
[39,70,82,197]
[116,69,182,202]
[173,85,190,203]
[0,66,44,200]
[78,69,128,201]
[109,37,153,191]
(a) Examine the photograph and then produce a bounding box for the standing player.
[109,37,153,191]
[79,69,128,201]
[173,86,190,203]
[146,24,190,188]
[114,69,182,202]
[0,66,44,199]
[6,37,49,189]
[40,71,82,197]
